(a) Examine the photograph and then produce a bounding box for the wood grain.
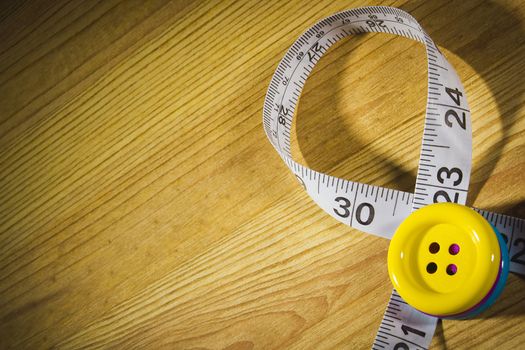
[0,0,524,349]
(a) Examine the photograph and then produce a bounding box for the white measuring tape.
[262,6,525,349]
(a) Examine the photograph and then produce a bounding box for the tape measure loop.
[263,5,524,349]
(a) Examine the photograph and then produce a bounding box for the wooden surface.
[1,0,524,349]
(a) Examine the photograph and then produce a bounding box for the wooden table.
[1,0,524,348]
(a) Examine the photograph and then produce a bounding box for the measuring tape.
[262,6,525,349]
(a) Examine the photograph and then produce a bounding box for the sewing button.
[387,203,509,318]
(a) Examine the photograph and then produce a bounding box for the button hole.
[449,244,460,255]
[429,242,440,254]
[426,262,437,274]
[446,264,458,275]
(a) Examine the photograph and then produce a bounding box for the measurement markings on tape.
[263,6,524,349]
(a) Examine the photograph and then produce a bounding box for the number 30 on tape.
[262,6,525,349]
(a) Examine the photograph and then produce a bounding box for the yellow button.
[387,203,501,316]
